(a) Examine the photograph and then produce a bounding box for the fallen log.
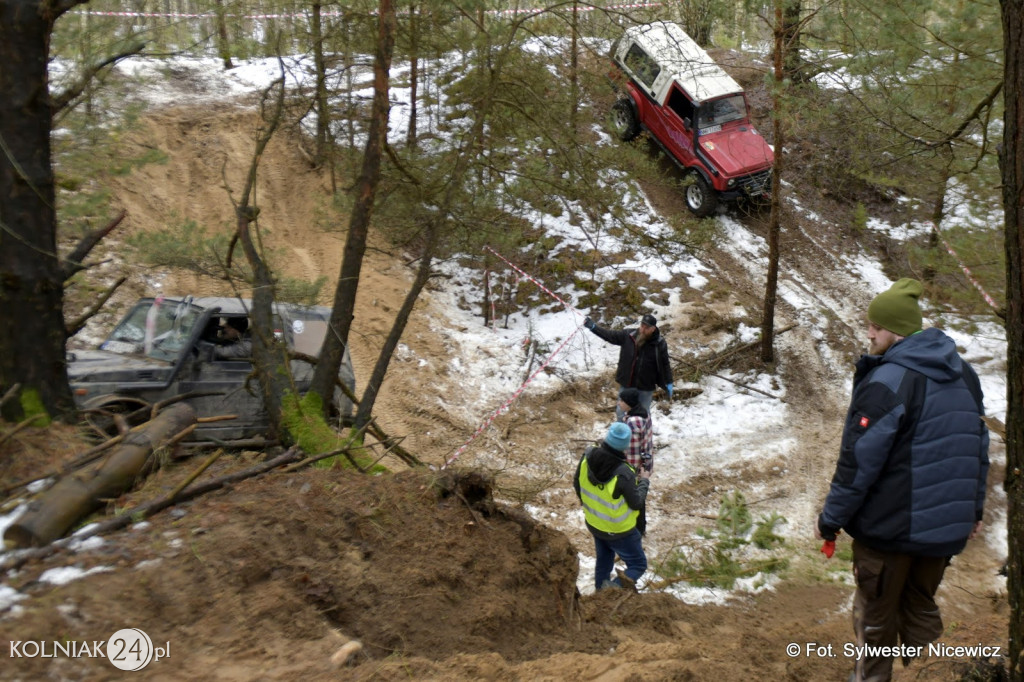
[0,447,301,572]
[3,402,196,549]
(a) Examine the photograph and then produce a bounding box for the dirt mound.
[1,436,1005,681]
[1,465,714,679]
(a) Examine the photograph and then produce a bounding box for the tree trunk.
[0,0,81,422]
[3,402,196,549]
[236,203,292,440]
[353,218,440,427]
[406,1,418,148]
[311,0,396,412]
[233,71,291,440]
[569,1,579,132]
[781,0,803,82]
[343,10,355,151]
[214,0,233,69]
[1001,1,1024,678]
[351,16,519,427]
[761,0,785,363]
[312,2,329,165]
[924,156,950,284]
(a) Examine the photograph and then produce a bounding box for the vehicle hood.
[68,349,173,382]
[698,125,774,176]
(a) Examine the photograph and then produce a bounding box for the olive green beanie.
[868,278,923,336]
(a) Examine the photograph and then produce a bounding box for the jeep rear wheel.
[685,172,718,217]
[610,99,640,141]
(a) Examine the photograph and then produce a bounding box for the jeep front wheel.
[610,99,640,141]
[685,172,718,217]
[81,395,152,437]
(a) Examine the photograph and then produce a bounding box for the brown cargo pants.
[850,540,950,682]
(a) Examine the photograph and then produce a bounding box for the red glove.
[820,539,836,558]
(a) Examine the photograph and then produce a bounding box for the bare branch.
[938,82,1003,148]
[65,275,127,337]
[61,211,126,280]
[51,44,147,114]
[0,414,48,450]
[0,384,20,411]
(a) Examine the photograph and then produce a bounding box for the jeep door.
[657,85,699,168]
[177,313,267,439]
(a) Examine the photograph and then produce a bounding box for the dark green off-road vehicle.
[68,296,355,440]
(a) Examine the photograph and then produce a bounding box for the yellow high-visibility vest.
[578,457,638,534]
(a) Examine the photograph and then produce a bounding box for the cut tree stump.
[3,402,196,549]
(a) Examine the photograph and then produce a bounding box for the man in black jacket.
[584,313,673,419]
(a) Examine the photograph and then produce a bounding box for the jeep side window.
[667,87,695,127]
[624,44,660,88]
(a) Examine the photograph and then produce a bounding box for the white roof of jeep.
[144,296,332,318]
[621,22,742,104]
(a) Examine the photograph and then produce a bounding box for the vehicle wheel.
[609,99,640,141]
[82,395,151,437]
[685,172,718,218]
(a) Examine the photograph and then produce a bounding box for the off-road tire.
[82,395,152,437]
[685,172,718,218]
[610,98,640,141]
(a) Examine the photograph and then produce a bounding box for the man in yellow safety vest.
[573,421,652,591]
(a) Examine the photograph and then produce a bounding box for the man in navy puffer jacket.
[815,278,990,682]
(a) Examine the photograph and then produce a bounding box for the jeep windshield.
[100,297,203,362]
[696,95,747,131]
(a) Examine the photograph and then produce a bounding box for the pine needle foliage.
[658,491,789,590]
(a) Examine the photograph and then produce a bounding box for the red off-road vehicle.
[608,21,774,217]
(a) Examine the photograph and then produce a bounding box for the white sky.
[2,43,1009,610]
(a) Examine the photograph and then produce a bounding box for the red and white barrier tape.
[933,224,999,311]
[484,245,577,317]
[442,246,588,468]
[69,2,663,21]
[442,324,585,469]
[491,1,663,14]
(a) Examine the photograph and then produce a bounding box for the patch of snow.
[0,584,27,613]
[69,536,105,553]
[38,565,113,586]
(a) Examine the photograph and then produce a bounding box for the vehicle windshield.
[100,298,203,362]
[696,95,747,130]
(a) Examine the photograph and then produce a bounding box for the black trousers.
[850,540,949,682]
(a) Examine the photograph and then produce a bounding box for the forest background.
[0,0,1023,678]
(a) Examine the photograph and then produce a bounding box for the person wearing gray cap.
[584,312,673,419]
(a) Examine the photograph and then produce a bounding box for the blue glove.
[666,383,674,400]
[584,317,596,331]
